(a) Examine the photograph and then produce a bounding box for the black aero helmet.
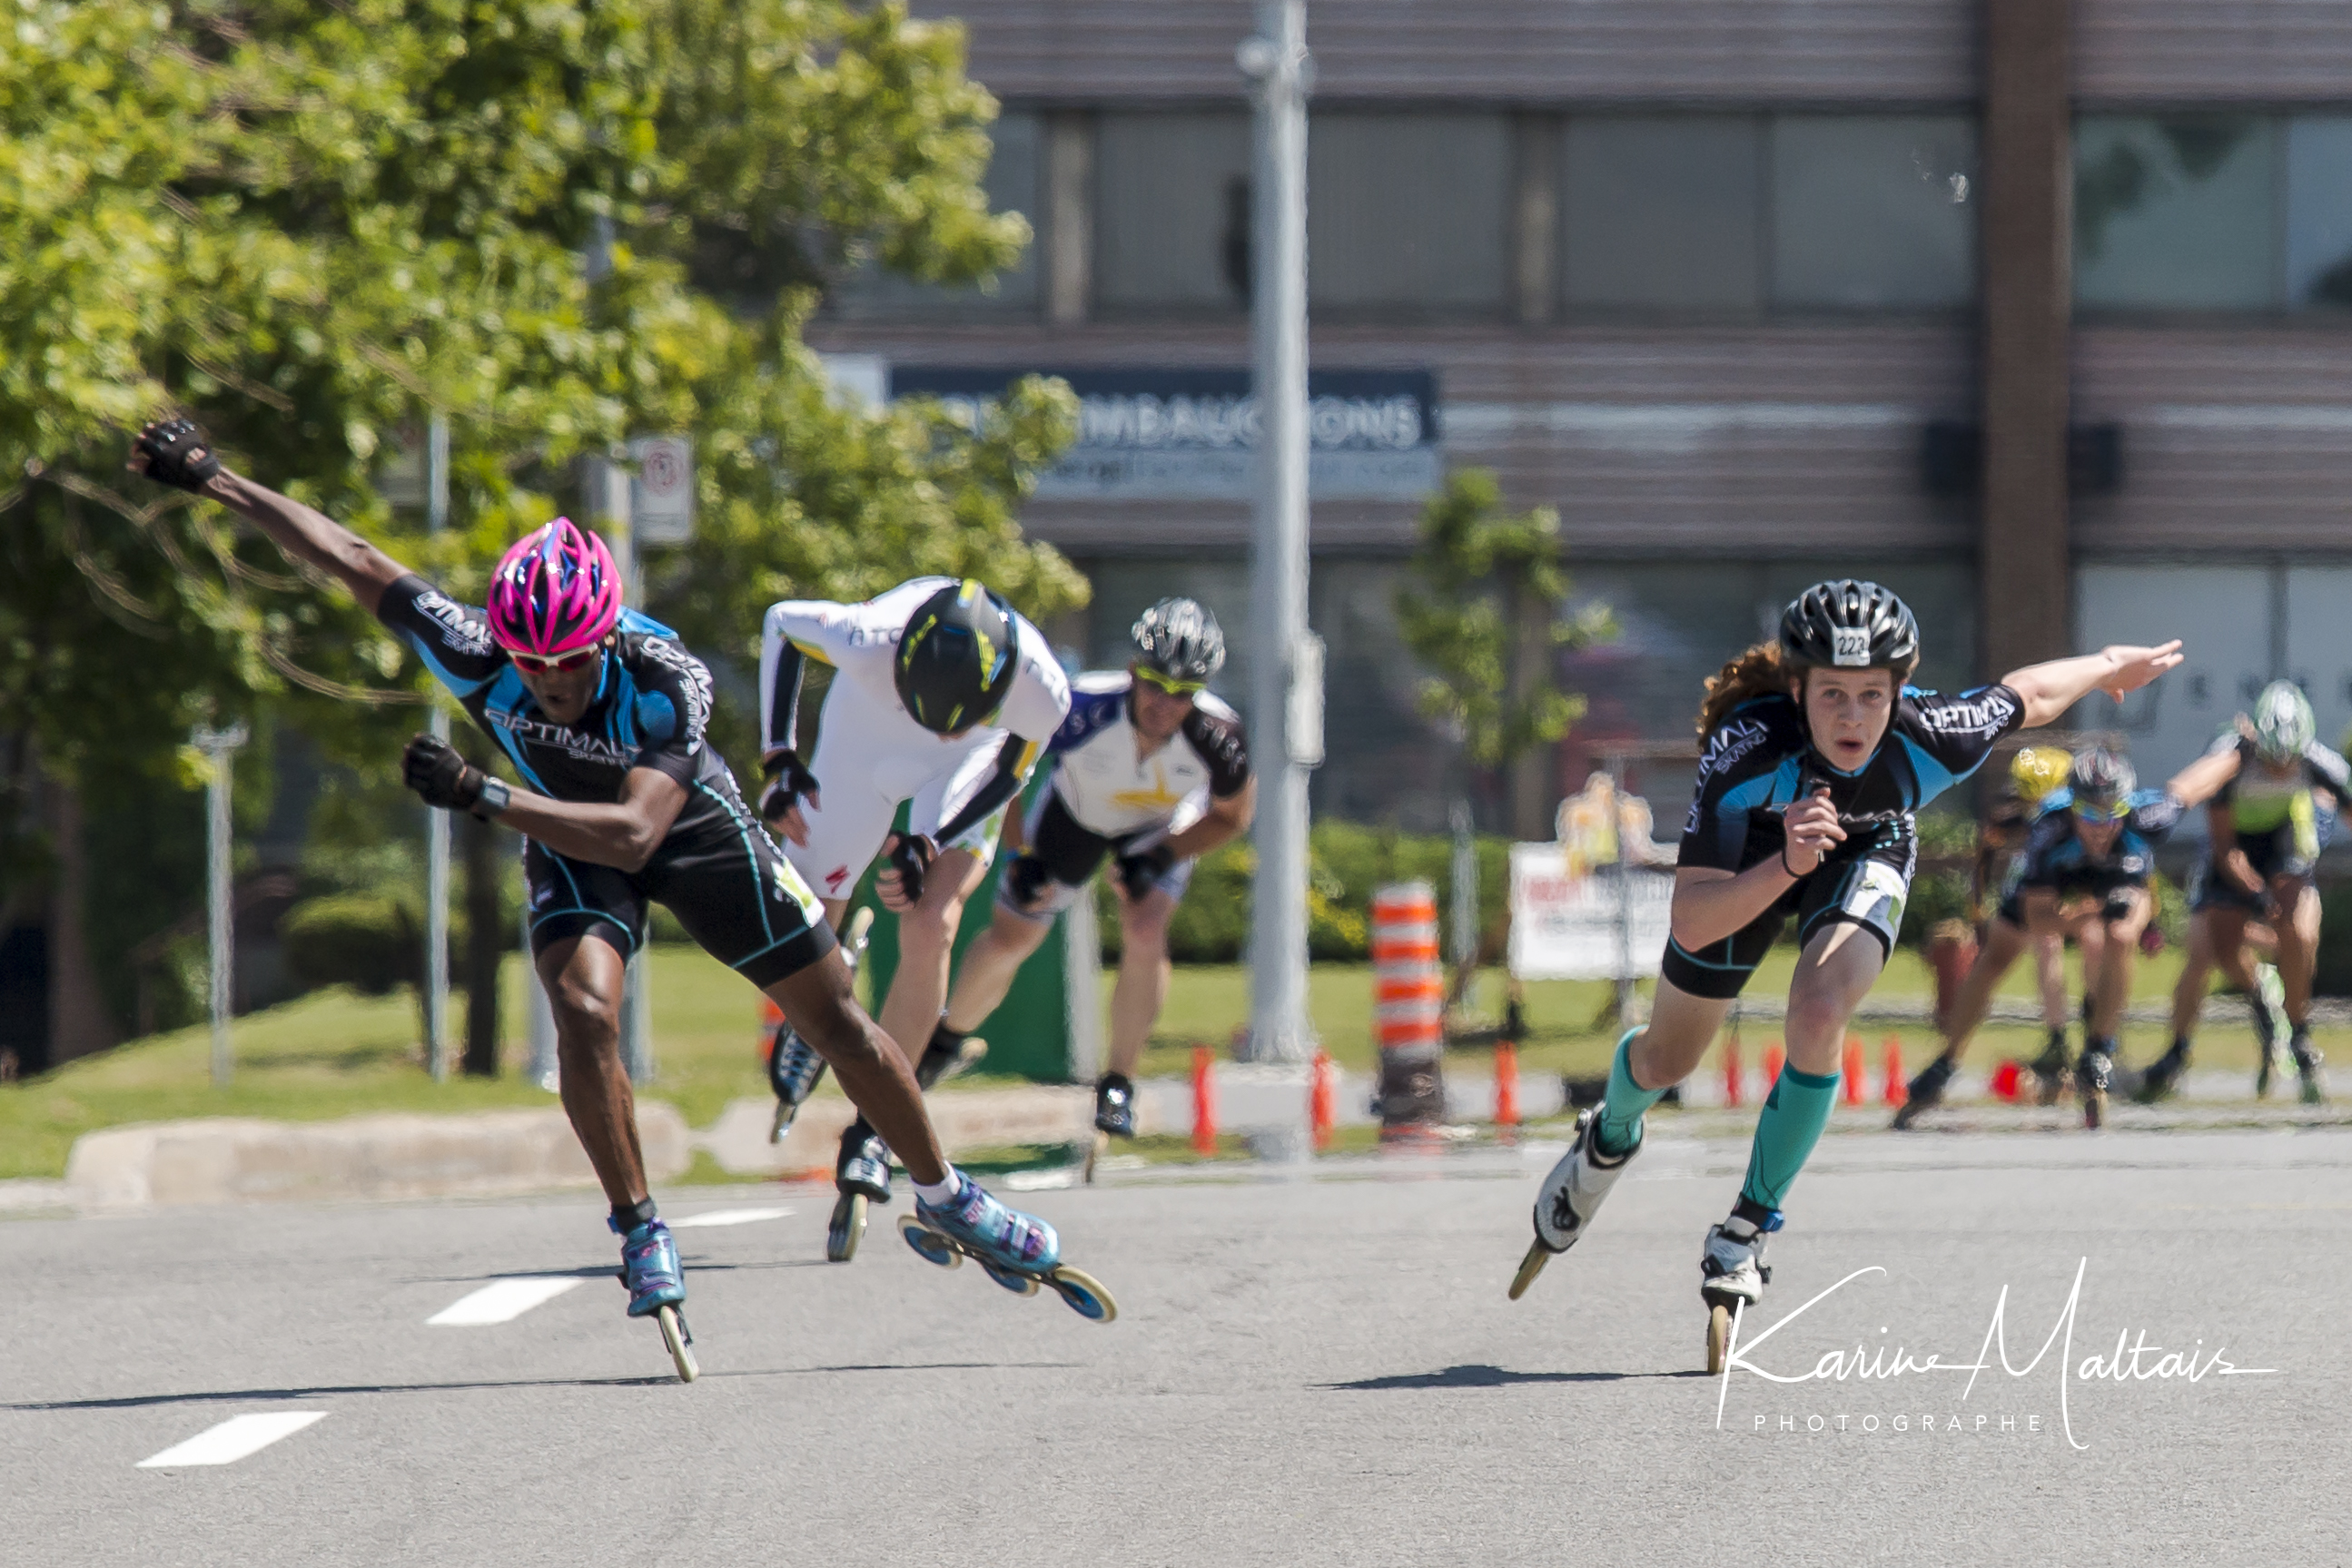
[2069,746,2136,809]
[1131,597,1226,683]
[894,578,1018,733]
[1778,578,1920,681]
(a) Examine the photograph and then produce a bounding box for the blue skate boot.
[612,1215,697,1381]
[826,1119,891,1264]
[900,1170,1118,1323]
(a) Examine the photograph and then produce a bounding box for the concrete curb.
[63,1105,691,1208]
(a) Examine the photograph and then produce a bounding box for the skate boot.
[899,1171,1117,1321]
[2290,1029,2328,1105]
[1892,1055,1958,1130]
[2028,1029,2071,1107]
[612,1216,696,1380]
[2076,1038,2119,1129]
[1700,1208,1779,1374]
[826,1119,893,1263]
[2253,964,2288,1098]
[1508,1104,1641,1300]
[614,1216,686,1317]
[2133,1039,2190,1104]
[766,1023,828,1143]
[1093,1071,1138,1139]
[915,1024,989,1090]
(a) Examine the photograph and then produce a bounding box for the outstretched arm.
[2001,641,2184,729]
[130,420,410,614]
[2164,745,2242,811]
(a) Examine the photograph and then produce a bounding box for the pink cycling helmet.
[485,518,622,658]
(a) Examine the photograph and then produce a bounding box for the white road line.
[670,1206,795,1228]
[428,1277,585,1326]
[137,1411,326,1469]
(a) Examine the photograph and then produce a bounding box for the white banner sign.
[628,436,694,545]
[1507,843,1675,982]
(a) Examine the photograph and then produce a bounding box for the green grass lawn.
[0,940,2323,1181]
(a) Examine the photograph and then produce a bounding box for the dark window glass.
[1771,116,1977,309]
[1561,116,1764,312]
[2075,115,2277,311]
[1309,114,1511,314]
[1095,113,1253,313]
[2287,117,2352,311]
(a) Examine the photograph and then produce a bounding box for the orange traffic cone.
[1724,1036,1744,1109]
[1882,1037,1906,1106]
[1494,1041,1521,1134]
[1842,1035,1865,1107]
[1191,1045,1219,1156]
[1309,1050,1337,1153]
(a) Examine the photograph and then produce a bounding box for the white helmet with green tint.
[2251,680,2316,764]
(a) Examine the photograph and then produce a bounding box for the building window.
[2287,117,2352,311]
[1769,116,1978,310]
[825,112,1042,319]
[1308,113,1512,315]
[1560,116,1764,313]
[2075,116,2277,311]
[1095,113,1253,314]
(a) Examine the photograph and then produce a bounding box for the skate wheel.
[1083,1130,1109,1185]
[826,1192,867,1263]
[982,1262,1041,1297]
[898,1215,962,1269]
[657,1305,698,1384]
[2082,1092,2105,1131]
[1048,1265,1118,1323]
[1507,1240,1552,1302]
[769,1101,794,1145]
[1705,1304,1734,1376]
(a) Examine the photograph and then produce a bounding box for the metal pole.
[193,723,248,1088]
[1240,0,1316,1067]
[525,899,558,1091]
[424,411,451,1082]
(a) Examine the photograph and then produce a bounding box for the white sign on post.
[1507,844,1675,981]
[628,436,694,545]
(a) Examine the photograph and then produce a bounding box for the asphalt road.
[8,1127,2350,1567]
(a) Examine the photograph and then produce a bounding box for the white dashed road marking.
[670,1206,795,1228]
[137,1411,327,1469]
[428,1277,585,1326]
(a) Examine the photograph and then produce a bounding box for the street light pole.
[424,411,452,1083]
[191,723,249,1088]
[1240,0,1318,1066]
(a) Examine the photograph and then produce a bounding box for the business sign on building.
[889,366,1442,501]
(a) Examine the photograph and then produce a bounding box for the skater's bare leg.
[1934,915,2031,1065]
[2032,928,2070,1032]
[2090,889,2153,1040]
[2206,907,2262,995]
[766,952,950,1185]
[942,902,1052,1035]
[540,936,647,1210]
[2273,877,2321,1028]
[876,847,989,1056]
[1108,884,1179,1079]
[1783,922,1885,1075]
[2169,911,2221,1041]
[1625,978,1737,1089]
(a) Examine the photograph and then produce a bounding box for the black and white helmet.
[1131,597,1226,683]
[2069,746,2136,811]
[1778,578,1920,681]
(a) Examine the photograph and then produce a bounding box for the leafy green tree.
[1396,468,1611,841]
[0,0,1083,1047]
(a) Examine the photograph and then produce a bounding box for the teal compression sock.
[1592,1030,1667,1158]
[1737,1062,1841,1212]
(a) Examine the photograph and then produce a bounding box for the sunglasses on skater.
[1132,666,1205,697]
[2072,798,2128,823]
[507,646,602,676]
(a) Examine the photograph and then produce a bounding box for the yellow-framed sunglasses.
[1133,665,1205,697]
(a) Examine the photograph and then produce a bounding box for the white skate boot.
[1507,1105,1641,1300]
[1700,1212,1778,1373]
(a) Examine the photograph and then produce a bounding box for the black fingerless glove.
[1114,842,1177,901]
[757,750,821,824]
[886,832,939,904]
[1004,853,1052,910]
[134,418,222,493]
[402,734,508,820]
